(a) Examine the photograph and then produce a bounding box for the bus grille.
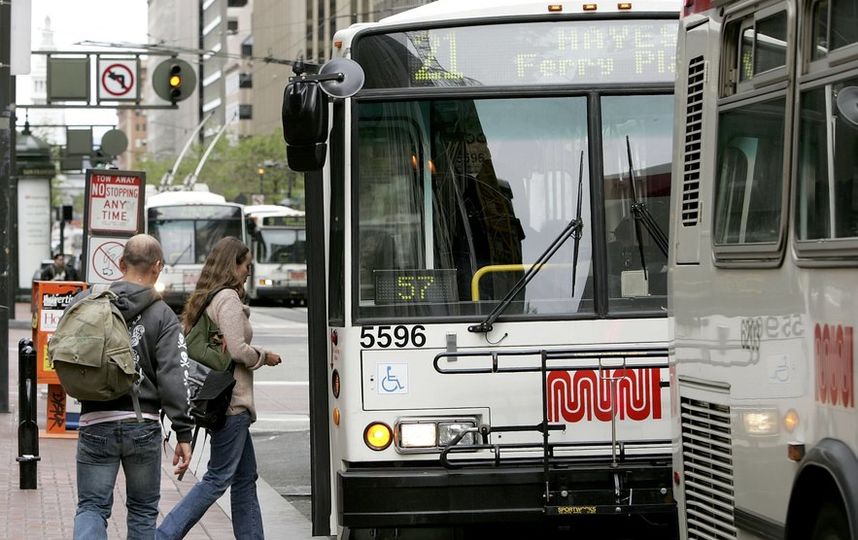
[681,56,705,226]
[680,397,737,540]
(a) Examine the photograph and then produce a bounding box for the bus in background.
[670,0,858,538]
[145,190,246,310]
[284,1,679,537]
[244,204,307,305]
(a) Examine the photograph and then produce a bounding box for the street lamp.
[257,167,265,197]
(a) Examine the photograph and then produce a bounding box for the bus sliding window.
[713,97,786,248]
[796,80,858,244]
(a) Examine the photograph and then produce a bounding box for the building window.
[241,35,253,58]
[239,72,252,88]
[227,18,239,35]
[239,104,252,119]
[228,0,248,6]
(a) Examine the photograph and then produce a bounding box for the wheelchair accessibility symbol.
[377,363,408,394]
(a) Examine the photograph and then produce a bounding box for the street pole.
[0,0,13,413]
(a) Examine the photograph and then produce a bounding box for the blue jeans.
[157,412,263,540]
[74,420,163,540]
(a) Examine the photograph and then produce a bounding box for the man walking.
[71,234,194,540]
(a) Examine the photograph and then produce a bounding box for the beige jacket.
[206,288,269,421]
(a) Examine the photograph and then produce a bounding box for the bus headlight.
[742,409,779,435]
[258,278,273,286]
[399,423,436,448]
[438,422,477,446]
[154,282,166,293]
[396,417,478,452]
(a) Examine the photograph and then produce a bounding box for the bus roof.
[245,204,305,218]
[335,0,680,45]
[145,190,235,208]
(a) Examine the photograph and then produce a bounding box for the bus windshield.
[147,205,244,265]
[355,94,673,319]
[257,228,306,264]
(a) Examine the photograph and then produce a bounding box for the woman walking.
[158,236,282,540]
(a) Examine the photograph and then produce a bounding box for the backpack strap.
[191,286,234,329]
[98,283,161,423]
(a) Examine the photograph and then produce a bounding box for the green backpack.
[48,285,146,417]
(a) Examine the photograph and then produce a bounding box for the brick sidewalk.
[0,395,233,539]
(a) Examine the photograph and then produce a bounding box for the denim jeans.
[74,420,162,540]
[157,412,263,540]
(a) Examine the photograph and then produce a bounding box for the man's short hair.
[122,235,164,270]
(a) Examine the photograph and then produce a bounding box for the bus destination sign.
[355,19,678,89]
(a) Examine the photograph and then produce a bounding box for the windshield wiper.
[469,150,585,334]
[624,135,669,282]
[169,243,193,266]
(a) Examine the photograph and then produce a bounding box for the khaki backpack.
[48,284,145,419]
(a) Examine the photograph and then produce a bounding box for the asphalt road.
[247,305,313,523]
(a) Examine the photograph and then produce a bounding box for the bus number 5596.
[361,325,426,349]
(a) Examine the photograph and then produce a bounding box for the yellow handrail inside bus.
[471,264,542,302]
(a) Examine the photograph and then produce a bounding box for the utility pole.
[0,0,13,413]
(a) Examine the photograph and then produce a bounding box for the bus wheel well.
[786,465,850,540]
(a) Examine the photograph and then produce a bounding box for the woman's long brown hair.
[181,236,250,333]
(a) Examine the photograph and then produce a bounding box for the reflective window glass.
[714,98,786,245]
[601,95,673,312]
[796,79,858,240]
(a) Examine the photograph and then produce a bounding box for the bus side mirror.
[281,58,365,172]
[282,81,329,172]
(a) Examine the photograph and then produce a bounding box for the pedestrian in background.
[72,235,194,540]
[41,251,79,281]
[158,236,282,540]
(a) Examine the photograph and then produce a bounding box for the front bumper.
[338,458,675,528]
[254,285,306,300]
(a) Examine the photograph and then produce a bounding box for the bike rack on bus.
[433,346,671,514]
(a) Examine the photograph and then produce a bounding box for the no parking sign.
[82,169,146,283]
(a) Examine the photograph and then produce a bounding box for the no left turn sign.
[97,59,138,101]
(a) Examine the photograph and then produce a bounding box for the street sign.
[82,169,147,284]
[87,236,127,284]
[86,170,144,234]
[97,58,138,102]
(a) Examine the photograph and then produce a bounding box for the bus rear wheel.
[812,500,850,540]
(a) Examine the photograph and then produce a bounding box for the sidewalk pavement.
[3,302,314,539]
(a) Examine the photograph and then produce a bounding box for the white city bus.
[145,190,246,309]
[286,1,680,537]
[670,0,858,538]
[244,204,307,304]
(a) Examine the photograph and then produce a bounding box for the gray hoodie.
[71,281,194,443]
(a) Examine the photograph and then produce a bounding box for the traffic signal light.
[169,64,183,101]
[153,58,196,103]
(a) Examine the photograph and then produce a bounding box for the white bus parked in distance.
[145,190,246,309]
[670,0,858,538]
[244,204,307,304]
[284,0,681,537]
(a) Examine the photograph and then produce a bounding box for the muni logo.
[814,323,854,408]
[546,369,662,422]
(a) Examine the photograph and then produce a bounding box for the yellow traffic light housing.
[169,64,183,100]
[153,58,196,103]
